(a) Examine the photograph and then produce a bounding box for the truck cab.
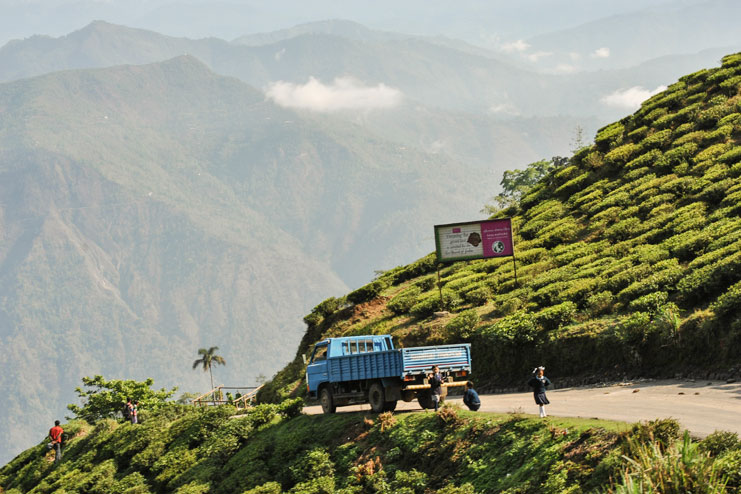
[306,335,394,397]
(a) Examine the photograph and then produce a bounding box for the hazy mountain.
[0,0,705,51]
[1,20,736,123]
[232,19,406,45]
[524,0,741,71]
[0,54,558,463]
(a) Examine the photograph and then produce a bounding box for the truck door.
[306,342,329,396]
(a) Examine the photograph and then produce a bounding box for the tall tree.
[192,346,227,391]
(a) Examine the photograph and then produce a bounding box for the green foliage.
[595,122,625,148]
[480,310,537,343]
[277,398,305,419]
[347,280,388,305]
[444,309,480,339]
[409,289,462,317]
[700,431,740,457]
[66,375,176,423]
[534,301,577,331]
[612,432,728,494]
[387,286,423,315]
[483,157,567,213]
[629,419,681,450]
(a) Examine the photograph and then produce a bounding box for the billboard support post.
[436,264,444,310]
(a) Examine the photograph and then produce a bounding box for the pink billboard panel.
[435,218,513,263]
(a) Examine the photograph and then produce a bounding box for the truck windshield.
[311,345,327,363]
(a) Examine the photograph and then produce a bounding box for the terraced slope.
[261,52,741,401]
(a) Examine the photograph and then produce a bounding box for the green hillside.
[3,400,739,493]
[261,52,741,403]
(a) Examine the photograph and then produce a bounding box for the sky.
[0,0,703,49]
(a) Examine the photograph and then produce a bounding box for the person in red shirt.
[47,420,63,463]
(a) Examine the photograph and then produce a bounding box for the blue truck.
[306,334,472,413]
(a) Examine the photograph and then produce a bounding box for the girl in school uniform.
[528,366,551,418]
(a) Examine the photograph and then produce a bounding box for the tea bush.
[388,286,423,315]
[445,309,480,339]
[346,280,388,305]
[534,301,577,331]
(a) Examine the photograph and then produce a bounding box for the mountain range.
[0,8,739,465]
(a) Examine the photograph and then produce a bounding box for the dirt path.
[303,379,741,437]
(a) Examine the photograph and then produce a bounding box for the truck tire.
[383,400,397,412]
[320,388,336,414]
[417,391,433,409]
[368,383,386,413]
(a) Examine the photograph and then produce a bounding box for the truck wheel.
[417,391,433,409]
[320,388,336,414]
[383,400,397,412]
[368,383,385,413]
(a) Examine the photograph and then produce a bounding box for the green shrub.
[479,310,538,343]
[630,419,681,450]
[387,286,422,315]
[718,146,741,165]
[243,482,283,494]
[628,126,649,139]
[443,272,487,292]
[709,280,741,318]
[277,398,304,419]
[347,280,388,305]
[698,178,734,204]
[673,130,705,146]
[595,122,625,148]
[699,431,740,457]
[615,431,727,493]
[663,143,698,167]
[414,275,436,291]
[586,291,614,316]
[716,449,741,491]
[642,129,673,149]
[462,285,492,306]
[445,309,480,339]
[409,289,461,317]
[678,248,741,302]
[698,104,732,128]
[617,259,684,303]
[628,292,669,315]
[390,254,438,285]
[702,124,733,144]
[661,229,710,260]
[534,301,577,331]
[554,171,591,195]
[604,143,641,165]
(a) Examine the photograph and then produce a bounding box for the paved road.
[304,379,741,437]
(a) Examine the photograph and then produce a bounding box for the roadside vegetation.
[2,396,739,493]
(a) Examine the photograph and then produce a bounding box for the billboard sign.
[434,218,514,263]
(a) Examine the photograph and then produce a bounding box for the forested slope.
[262,52,741,402]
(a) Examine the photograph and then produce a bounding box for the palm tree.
[192,346,226,392]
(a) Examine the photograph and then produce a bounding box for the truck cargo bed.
[401,344,471,375]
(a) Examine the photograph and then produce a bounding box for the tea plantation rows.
[262,53,741,401]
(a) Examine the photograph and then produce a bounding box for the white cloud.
[500,39,530,53]
[265,77,403,113]
[601,85,667,110]
[488,103,520,116]
[525,51,552,63]
[592,47,610,58]
[554,64,578,74]
[274,48,285,61]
